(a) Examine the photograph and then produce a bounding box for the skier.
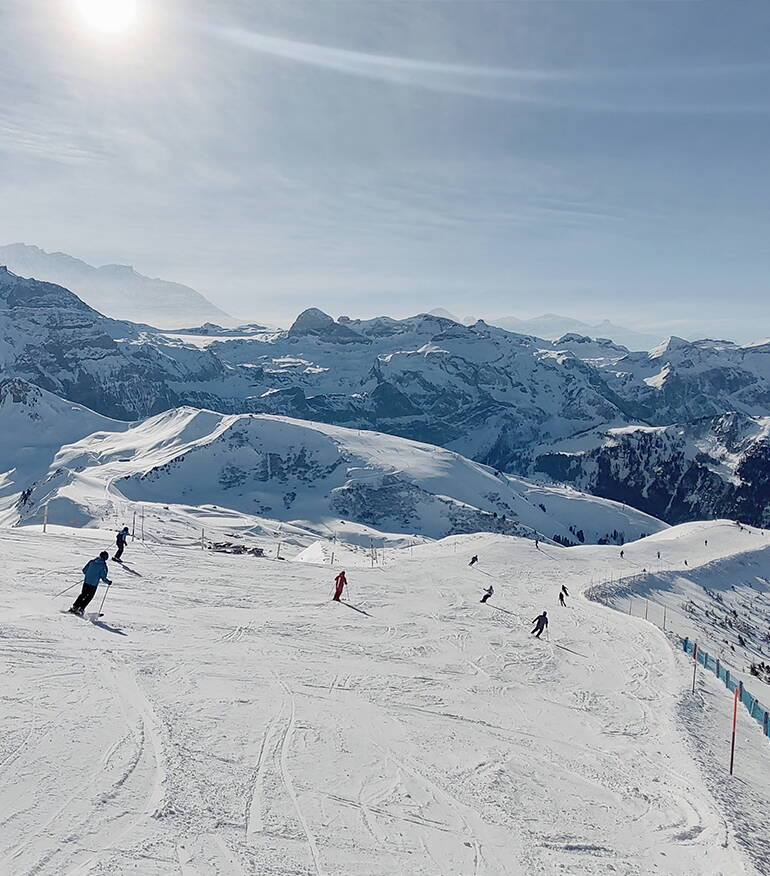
[558,590,566,607]
[620,549,624,559]
[113,526,130,562]
[469,555,479,567]
[69,551,112,616]
[704,539,708,547]
[531,611,548,638]
[657,551,660,560]
[480,585,494,604]
[333,570,347,602]
[561,584,569,597]
[534,539,539,550]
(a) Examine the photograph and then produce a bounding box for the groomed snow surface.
[2,520,770,875]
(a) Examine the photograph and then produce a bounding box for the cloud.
[207,24,574,104]
[207,24,770,114]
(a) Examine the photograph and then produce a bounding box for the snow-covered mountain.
[599,336,770,423]
[1,268,768,528]
[534,413,770,528]
[0,243,232,328]
[0,378,126,521]
[0,267,242,419]
[6,400,664,545]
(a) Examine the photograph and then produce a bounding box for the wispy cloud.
[208,24,770,113]
[207,24,576,104]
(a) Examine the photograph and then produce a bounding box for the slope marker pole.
[729,687,739,775]
[692,643,698,694]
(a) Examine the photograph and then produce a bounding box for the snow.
[1,519,768,873]
[6,405,665,547]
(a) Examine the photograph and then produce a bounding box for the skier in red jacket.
[333,571,347,601]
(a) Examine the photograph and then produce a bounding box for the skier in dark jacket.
[469,555,479,567]
[480,585,494,604]
[69,552,112,616]
[113,526,130,562]
[531,611,548,638]
[558,590,566,607]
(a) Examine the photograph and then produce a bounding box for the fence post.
[645,599,649,620]
[739,680,744,705]
[730,687,739,775]
[132,510,137,538]
[715,658,720,679]
[276,541,282,560]
[764,711,769,737]
[663,605,667,631]
[628,597,632,615]
[141,507,145,542]
[201,528,205,550]
[43,503,48,533]
[692,643,698,694]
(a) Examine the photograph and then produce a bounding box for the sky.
[1,0,770,339]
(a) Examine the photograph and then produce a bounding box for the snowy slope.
[1,520,768,874]
[0,379,126,524]
[587,520,770,674]
[11,407,665,545]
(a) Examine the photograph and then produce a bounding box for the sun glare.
[76,0,138,35]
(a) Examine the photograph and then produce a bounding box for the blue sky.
[1,1,770,338]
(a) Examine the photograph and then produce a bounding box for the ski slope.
[2,520,769,874]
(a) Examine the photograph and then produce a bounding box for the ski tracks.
[244,670,324,874]
[0,653,167,875]
[273,672,324,875]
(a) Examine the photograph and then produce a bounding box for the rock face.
[0,267,232,419]
[1,268,768,526]
[535,414,770,528]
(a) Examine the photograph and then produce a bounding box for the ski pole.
[96,584,112,617]
[52,581,80,599]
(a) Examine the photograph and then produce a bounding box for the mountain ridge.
[0,242,233,328]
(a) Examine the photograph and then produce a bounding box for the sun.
[76,0,138,35]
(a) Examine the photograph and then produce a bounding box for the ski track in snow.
[0,521,768,874]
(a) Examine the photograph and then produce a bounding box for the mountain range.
[0,243,232,329]
[428,308,664,351]
[1,266,768,528]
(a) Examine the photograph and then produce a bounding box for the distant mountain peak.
[0,242,233,329]
[649,336,691,358]
[288,308,370,344]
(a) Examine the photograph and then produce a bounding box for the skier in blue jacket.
[69,552,112,616]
